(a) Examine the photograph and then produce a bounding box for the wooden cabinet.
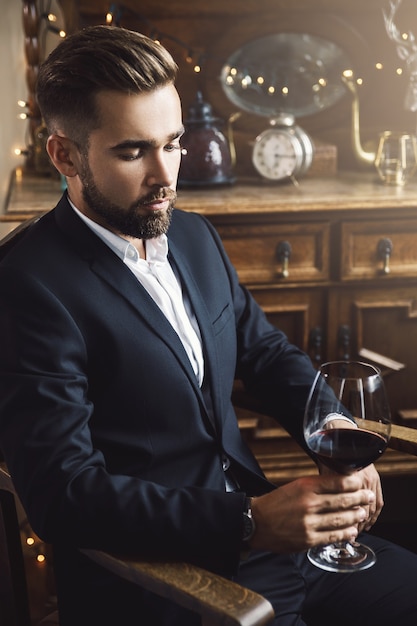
[340,218,417,281]
[5,168,417,421]
[174,172,417,426]
[212,220,331,364]
[214,220,330,284]
[249,285,327,366]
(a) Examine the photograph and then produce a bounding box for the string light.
[104,3,411,88]
[105,3,210,74]
[342,68,364,87]
[49,27,66,38]
[15,1,412,168]
[39,8,67,37]
[38,3,67,54]
[20,518,47,564]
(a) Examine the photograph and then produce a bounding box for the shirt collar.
[67,198,169,264]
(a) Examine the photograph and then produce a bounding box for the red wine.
[307,428,388,474]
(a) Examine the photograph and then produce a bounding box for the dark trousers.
[236,533,417,625]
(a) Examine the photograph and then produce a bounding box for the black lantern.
[178,92,235,187]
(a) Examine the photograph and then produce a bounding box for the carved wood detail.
[22,0,41,166]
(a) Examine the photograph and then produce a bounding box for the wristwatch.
[242,497,256,545]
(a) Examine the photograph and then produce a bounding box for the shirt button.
[222,454,230,471]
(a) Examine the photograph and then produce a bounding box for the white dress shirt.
[69,202,204,386]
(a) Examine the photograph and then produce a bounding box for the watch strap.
[241,496,256,560]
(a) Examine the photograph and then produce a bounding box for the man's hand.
[249,473,375,554]
[316,418,384,532]
[355,464,383,531]
[318,461,383,532]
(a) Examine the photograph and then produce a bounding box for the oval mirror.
[220,33,351,119]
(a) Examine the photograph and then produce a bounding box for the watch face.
[252,129,302,180]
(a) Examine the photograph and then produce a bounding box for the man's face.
[70,84,184,239]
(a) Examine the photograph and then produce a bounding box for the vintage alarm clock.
[252,114,314,182]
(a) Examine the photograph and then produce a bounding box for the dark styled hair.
[36,25,178,147]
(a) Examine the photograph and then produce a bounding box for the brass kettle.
[343,75,417,185]
[342,75,377,166]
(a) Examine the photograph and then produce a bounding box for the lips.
[140,190,176,211]
[143,198,169,211]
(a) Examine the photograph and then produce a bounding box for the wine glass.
[303,360,391,573]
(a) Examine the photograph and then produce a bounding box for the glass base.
[307,541,376,573]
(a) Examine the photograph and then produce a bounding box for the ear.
[46,134,80,177]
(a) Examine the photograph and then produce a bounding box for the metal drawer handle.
[276,241,292,278]
[377,237,393,275]
[309,327,322,366]
[338,324,351,360]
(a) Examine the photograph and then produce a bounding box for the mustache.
[138,188,177,206]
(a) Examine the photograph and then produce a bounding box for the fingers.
[250,475,378,555]
[363,479,384,531]
[354,465,384,531]
[314,505,367,533]
[304,476,376,546]
[306,504,369,548]
[317,488,375,514]
[315,472,364,494]
[310,473,376,513]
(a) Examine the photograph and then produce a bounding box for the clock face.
[252,125,314,181]
[252,129,302,180]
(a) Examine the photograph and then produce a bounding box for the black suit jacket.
[0,195,317,624]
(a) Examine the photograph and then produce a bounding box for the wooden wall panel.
[64,1,417,173]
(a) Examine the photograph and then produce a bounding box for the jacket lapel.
[54,197,218,433]
[167,238,223,427]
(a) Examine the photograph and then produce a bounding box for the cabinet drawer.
[251,285,327,361]
[216,222,330,284]
[341,218,417,280]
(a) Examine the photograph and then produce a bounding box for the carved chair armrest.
[81,549,274,626]
[0,464,274,626]
[388,423,417,457]
[232,380,417,458]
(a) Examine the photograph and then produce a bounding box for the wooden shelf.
[5,166,417,221]
[3,167,63,218]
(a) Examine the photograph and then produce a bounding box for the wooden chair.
[0,465,274,626]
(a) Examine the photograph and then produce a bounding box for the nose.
[145,150,177,188]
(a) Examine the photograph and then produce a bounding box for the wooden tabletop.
[4,166,417,221]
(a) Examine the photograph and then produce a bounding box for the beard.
[79,160,176,239]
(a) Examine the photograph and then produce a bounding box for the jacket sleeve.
[0,256,245,576]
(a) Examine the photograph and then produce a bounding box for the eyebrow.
[110,127,185,152]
